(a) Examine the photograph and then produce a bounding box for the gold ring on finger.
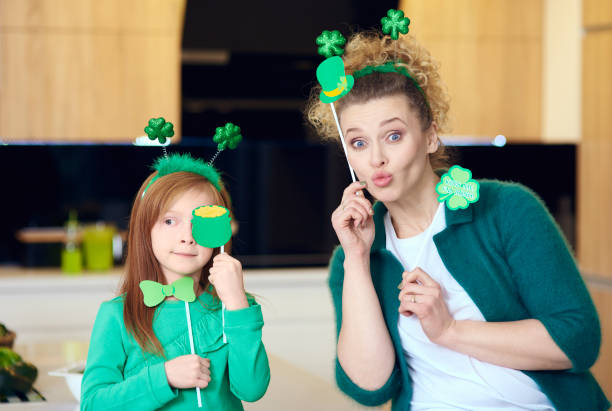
[411,295,416,304]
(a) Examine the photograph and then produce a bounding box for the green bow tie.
[139,276,196,307]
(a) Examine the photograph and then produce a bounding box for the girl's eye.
[164,218,176,226]
[389,133,401,142]
[351,139,366,149]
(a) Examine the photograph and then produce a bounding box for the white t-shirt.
[384,209,555,411]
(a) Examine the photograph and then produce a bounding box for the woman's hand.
[331,181,375,259]
[208,253,248,310]
[398,268,455,344]
[164,354,211,389]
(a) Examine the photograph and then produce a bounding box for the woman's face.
[150,188,215,284]
[340,94,438,203]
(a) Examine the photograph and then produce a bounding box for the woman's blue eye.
[352,140,365,148]
[389,133,401,142]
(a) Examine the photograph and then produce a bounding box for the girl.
[81,155,270,410]
[306,26,609,411]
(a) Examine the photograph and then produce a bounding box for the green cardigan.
[81,291,270,410]
[329,180,609,411]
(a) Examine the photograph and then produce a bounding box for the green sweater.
[329,180,609,411]
[81,291,270,410]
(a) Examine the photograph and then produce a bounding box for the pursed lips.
[372,171,393,187]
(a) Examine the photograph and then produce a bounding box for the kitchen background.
[0,0,610,409]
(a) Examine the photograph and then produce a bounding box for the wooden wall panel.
[0,0,185,142]
[582,32,612,143]
[578,142,612,279]
[0,0,183,31]
[588,283,612,399]
[399,0,542,141]
[584,0,612,28]
[581,0,612,399]
[578,32,612,278]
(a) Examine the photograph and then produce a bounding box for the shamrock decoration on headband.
[381,9,410,40]
[145,117,174,144]
[213,123,242,151]
[208,122,242,166]
[436,165,480,210]
[316,30,346,58]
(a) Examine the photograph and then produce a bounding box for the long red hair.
[120,171,233,355]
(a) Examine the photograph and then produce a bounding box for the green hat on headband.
[316,56,354,104]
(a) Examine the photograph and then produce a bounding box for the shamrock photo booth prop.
[315,30,356,182]
[192,206,232,249]
[317,57,354,104]
[139,276,203,407]
[191,205,233,346]
[436,165,480,210]
[139,277,196,308]
[409,166,480,271]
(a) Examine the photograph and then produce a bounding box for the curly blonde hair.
[305,30,452,169]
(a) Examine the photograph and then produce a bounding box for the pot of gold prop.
[191,205,231,248]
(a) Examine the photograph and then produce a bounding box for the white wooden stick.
[329,102,357,182]
[185,301,202,408]
[220,245,227,343]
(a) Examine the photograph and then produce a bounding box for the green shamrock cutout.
[145,117,174,144]
[435,165,480,210]
[316,30,346,58]
[213,123,242,151]
[381,9,410,40]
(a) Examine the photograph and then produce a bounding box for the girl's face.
[151,188,216,283]
[340,94,438,203]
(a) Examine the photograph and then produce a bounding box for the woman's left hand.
[208,253,248,310]
[398,268,455,344]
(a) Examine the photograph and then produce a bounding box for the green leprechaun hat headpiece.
[316,56,354,104]
[314,30,353,104]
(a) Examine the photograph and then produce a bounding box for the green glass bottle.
[61,210,82,274]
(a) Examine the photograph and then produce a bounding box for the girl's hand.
[208,253,248,310]
[331,181,375,259]
[164,354,211,389]
[398,268,455,344]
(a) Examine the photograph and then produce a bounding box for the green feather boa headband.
[142,153,221,198]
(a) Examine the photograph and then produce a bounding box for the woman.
[306,29,609,411]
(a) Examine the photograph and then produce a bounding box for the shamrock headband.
[141,119,243,197]
[142,153,222,197]
[316,9,426,102]
[353,61,426,99]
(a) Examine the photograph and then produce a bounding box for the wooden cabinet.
[580,0,612,399]
[399,0,542,141]
[0,0,185,142]
[588,283,612,398]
